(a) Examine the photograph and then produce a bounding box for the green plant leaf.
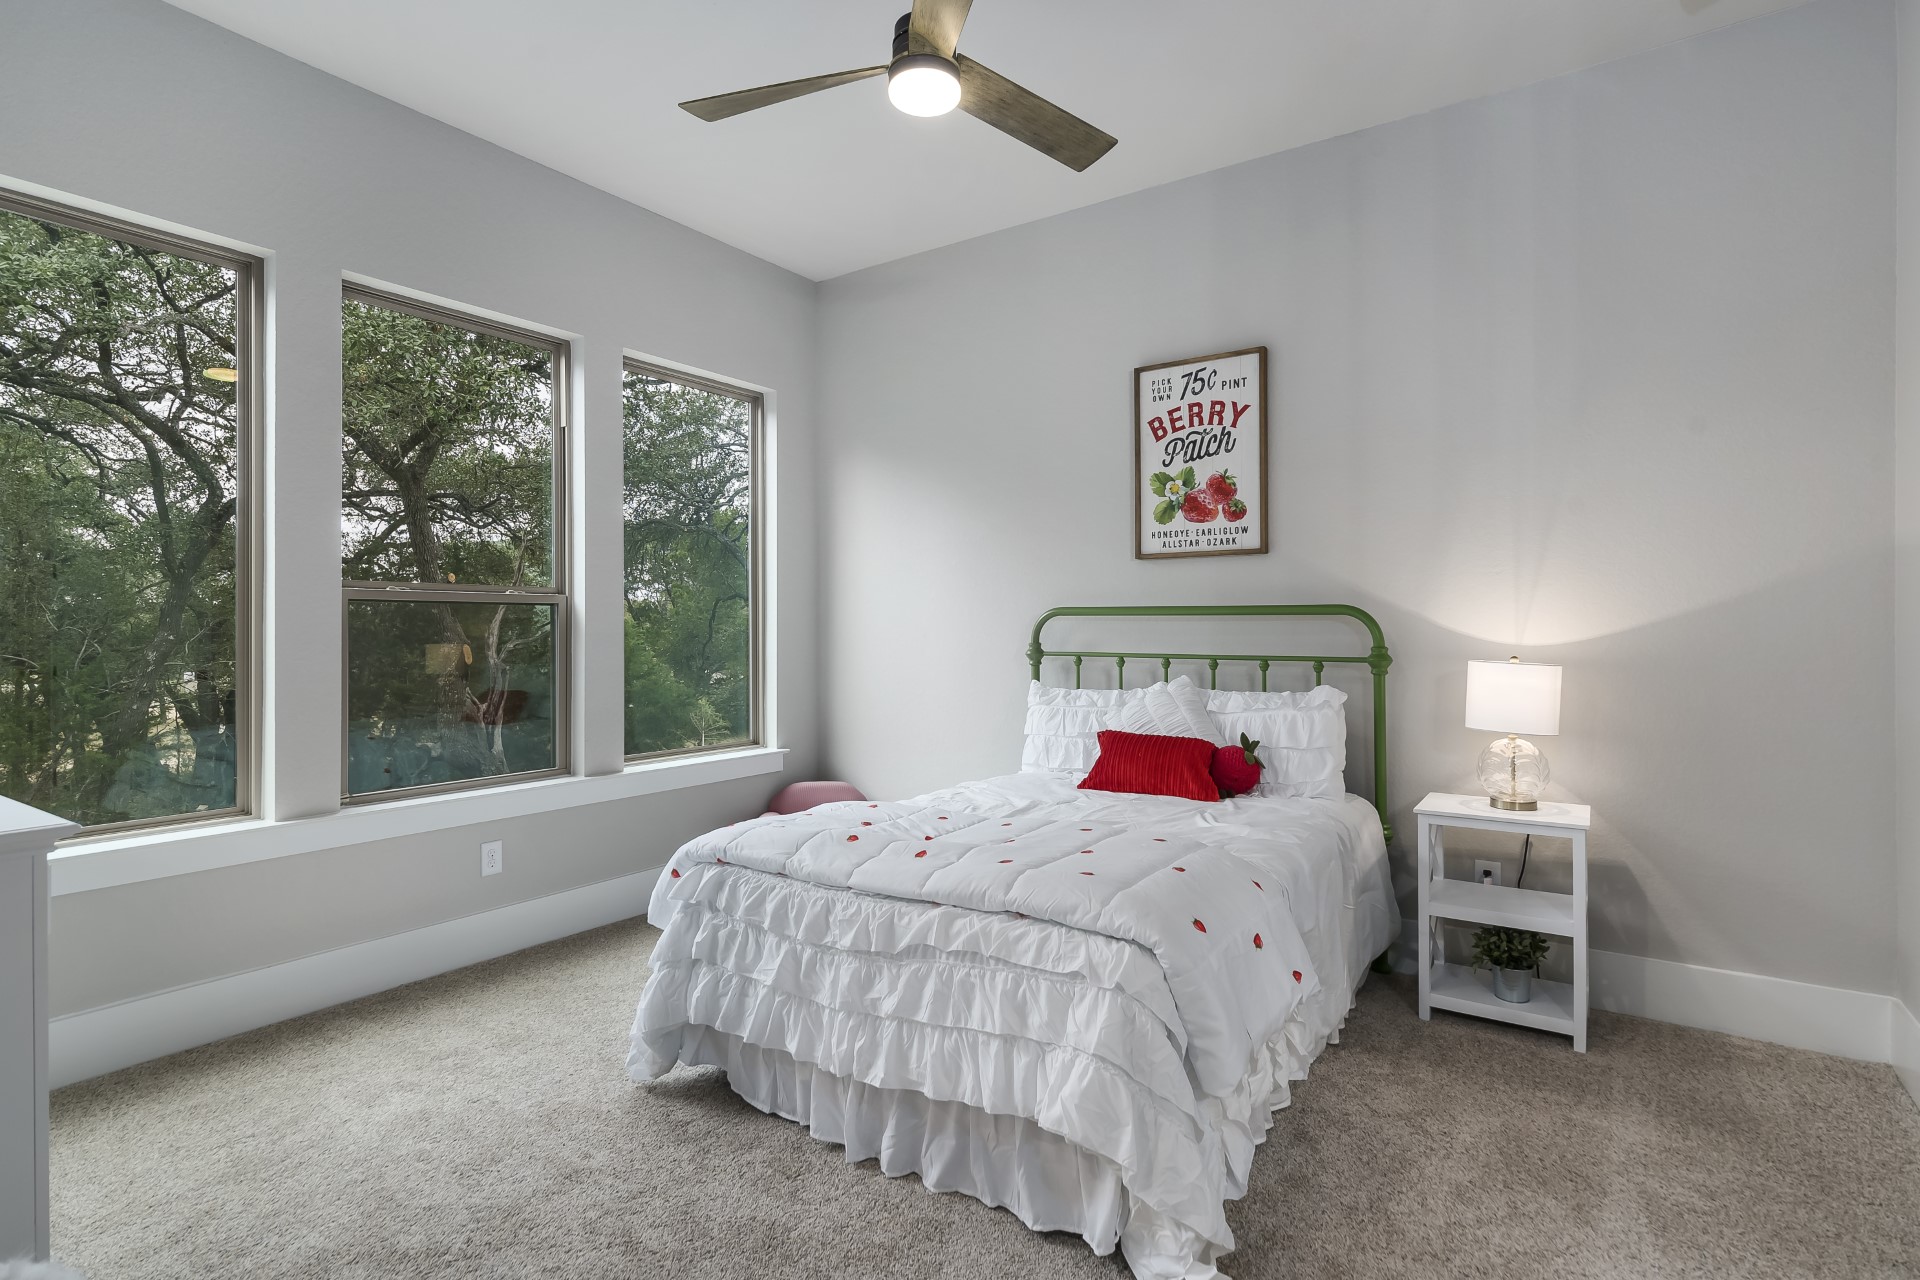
[1180,466,1197,490]
[1471,925,1551,970]
[1153,499,1178,525]
[1150,472,1171,497]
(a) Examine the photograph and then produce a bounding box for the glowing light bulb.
[887,56,960,117]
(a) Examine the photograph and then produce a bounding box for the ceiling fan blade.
[955,56,1117,172]
[907,0,973,59]
[680,66,886,122]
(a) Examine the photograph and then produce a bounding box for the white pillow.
[1021,681,1126,773]
[1106,675,1224,744]
[1207,685,1348,799]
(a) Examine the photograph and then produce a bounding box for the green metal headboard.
[1027,604,1393,842]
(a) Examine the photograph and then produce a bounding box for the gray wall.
[0,0,821,1015]
[47,785,760,1013]
[1898,0,1920,1037]
[818,0,1897,994]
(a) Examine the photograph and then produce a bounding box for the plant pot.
[1491,966,1533,1004]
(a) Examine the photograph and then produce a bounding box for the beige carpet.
[49,919,1920,1279]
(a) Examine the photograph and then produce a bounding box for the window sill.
[49,745,789,896]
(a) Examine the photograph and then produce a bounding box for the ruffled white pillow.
[1107,675,1224,745]
[1206,685,1348,799]
[1021,681,1127,773]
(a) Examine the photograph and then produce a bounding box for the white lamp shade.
[1465,659,1561,736]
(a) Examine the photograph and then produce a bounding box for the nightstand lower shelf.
[1426,962,1576,1036]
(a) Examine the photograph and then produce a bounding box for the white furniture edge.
[50,746,785,895]
[1396,917,1914,1070]
[1,798,79,1264]
[49,865,662,1088]
[1413,791,1592,830]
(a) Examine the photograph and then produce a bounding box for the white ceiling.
[163,0,1811,280]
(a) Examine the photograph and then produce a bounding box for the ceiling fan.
[678,0,1118,172]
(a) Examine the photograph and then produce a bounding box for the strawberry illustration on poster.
[1134,346,1268,559]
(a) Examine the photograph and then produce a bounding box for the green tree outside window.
[622,367,755,757]
[0,205,247,828]
[341,292,564,797]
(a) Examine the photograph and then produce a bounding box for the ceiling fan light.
[887,55,961,117]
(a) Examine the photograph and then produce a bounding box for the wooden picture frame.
[1133,346,1268,559]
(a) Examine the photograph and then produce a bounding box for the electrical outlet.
[1473,859,1501,888]
[481,840,504,877]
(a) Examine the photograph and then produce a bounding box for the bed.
[630,605,1401,1280]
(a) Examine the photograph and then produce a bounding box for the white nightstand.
[1415,791,1591,1052]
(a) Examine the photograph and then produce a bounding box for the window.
[622,362,760,758]
[341,287,567,799]
[0,192,256,833]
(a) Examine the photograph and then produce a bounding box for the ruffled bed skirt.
[639,987,1346,1279]
[674,1026,1244,1280]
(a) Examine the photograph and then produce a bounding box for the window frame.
[0,187,262,839]
[339,284,571,805]
[620,358,765,764]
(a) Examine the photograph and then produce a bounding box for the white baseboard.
[49,867,661,1089]
[1587,950,1893,1063]
[1894,998,1920,1110]
[1395,920,1899,1065]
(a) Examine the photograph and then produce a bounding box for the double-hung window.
[341,286,568,800]
[621,361,761,759]
[0,191,257,833]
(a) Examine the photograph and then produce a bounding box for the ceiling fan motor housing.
[891,12,957,74]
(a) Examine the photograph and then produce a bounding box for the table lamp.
[1465,657,1562,811]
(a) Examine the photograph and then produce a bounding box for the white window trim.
[48,746,786,896]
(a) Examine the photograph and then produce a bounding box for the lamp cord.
[1518,833,1538,973]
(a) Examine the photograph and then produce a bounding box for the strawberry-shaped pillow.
[1210,732,1264,798]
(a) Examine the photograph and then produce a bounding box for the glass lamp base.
[1476,735,1549,811]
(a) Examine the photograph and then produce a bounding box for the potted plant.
[1470,926,1552,1003]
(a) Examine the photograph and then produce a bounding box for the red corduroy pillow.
[1078,730,1221,803]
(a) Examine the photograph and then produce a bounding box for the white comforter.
[632,773,1397,1279]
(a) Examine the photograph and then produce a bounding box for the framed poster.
[1134,346,1268,559]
